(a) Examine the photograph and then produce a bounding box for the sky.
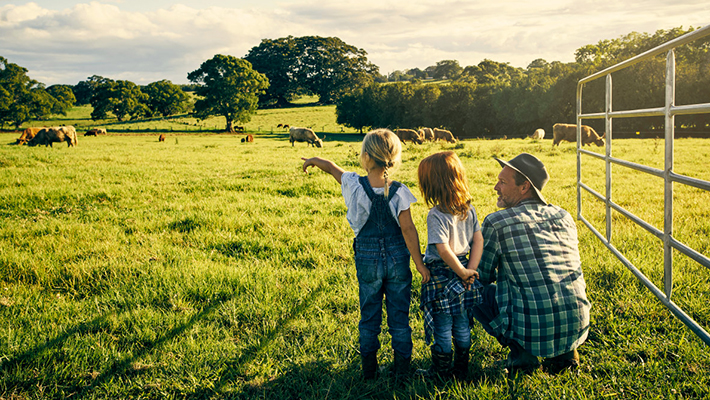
[1,0,708,86]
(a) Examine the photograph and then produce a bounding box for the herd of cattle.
[13,122,606,148]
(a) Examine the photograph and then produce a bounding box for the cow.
[552,123,605,146]
[27,126,78,147]
[235,126,245,133]
[159,134,166,142]
[394,128,423,144]
[84,128,107,136]
[241,134,254,143]
[433,128,457,143]
[16,127,44,145]
[419,127,435,142]
[289,127,323,147]
[530,128,545,140]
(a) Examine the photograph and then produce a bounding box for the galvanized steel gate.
[576,25,710,346]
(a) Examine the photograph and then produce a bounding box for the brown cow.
[16,127,44,145]
[241,134,254,143]
[27,126,78,147]
[289,127,323,147]
[552,123,605,146]
[433,128,456,143]
[394,128,423,144]
[159,134,166,142]
[419,127,435,142]
[85,128,107,136]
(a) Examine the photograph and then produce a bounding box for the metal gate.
[576,24,710,346]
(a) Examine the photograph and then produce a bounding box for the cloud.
[0,1,707,85]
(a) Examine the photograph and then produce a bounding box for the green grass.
[0,133,709,399]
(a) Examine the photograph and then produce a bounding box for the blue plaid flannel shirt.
[420,256,483,345]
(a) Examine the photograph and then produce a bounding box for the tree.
[433,60,463,80]
[0,57,58,128]
[73,76,108,105]
[244,37,300,107]
[245,36,378,106]
[90,79,149,121]
[47,85,76,116]
[144,80,191,117]
[187,54,269,132]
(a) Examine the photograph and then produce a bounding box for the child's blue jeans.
[355,237,413,359]
[431,311,471,353]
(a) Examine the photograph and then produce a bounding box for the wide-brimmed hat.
[494,153,549,204]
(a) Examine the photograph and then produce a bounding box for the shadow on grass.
[1,293,231,399]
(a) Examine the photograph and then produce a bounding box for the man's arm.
[477,221,499,285]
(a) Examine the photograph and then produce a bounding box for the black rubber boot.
[452,345,470,381]
[393,352,411,381]
[362,353,378,380]
[416,347,452,380]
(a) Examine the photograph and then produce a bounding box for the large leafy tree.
[90,79,149,121]
[187,54,269,132]
[245,36,378,106]
[0,56,63,128]
[144,79,191,117]
[244,37,300,107]
[47,85,76,116]
[433,60,463,80]
[73,75,108,105]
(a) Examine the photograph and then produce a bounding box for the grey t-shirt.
[424,204,481,263]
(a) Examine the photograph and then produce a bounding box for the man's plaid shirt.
[478,199,591,357]
[420,257,483,345]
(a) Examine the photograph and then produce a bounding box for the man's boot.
[362,352,378,380]
[393,352,411,381]
[506,341,539,374]
[452,345,470,381]
[416,347,452,380]
[542,348,579,374]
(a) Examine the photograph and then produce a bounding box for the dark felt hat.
[494,153,549,204]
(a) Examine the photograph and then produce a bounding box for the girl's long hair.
[418,151,471,219]
[360,129,401,198]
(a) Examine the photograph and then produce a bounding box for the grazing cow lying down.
[530,128,545,140]
[419,127,435,142]
[85,128,107,136]
[159,134,166,142]
[289,127,323,147]
[394,128,423,144]
[552,123,605,146]
[16,127,44,145]
[433,128,456,143]
[27,126,78,147]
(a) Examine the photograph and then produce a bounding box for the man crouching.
[472,153,591,374]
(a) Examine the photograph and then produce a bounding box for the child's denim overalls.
[353,176,413,359]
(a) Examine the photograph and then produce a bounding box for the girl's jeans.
[355,237,413,359]
[431,311,471,353]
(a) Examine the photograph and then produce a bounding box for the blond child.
[416,151,483,381]
[301,128,429,380]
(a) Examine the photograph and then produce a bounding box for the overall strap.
[358,176,402,202]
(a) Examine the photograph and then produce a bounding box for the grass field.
[1,128,709,399]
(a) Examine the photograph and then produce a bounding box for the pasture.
[1,132,709,399]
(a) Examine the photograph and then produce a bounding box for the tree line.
[336,27,710,138]
[2,26,707,135]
